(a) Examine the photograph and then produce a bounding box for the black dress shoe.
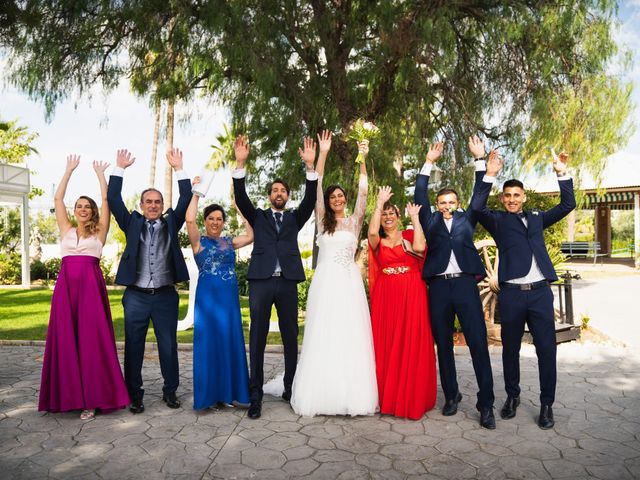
[538,405,554,429]
[282,389,292,403]
[442,392,462,416]
[500,396,520,420]
[248,401,262,419]
[129,398,145,414]
[478,407,496,429]
[162,392,181,409]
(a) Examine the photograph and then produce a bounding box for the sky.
[2,1,640,209]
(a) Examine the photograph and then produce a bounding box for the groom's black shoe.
[478,407,496,430]
[282,389,292,403]
[500,396,520,420]
[442,392,462,416]
[538,405,554,430]
[162,392,181,409]
[248,401,262,419]
[129,397,144,414]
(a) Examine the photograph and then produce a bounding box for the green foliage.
[0,118,38,164]
[44,257,61,279]
[297,267,314,312]
[0,207,21,254]
[0,252,21,284]
[100,257,114,285]
[235,258,250,297]
[30,211,59,243]
[612,210,634,243]
[29,259,47,281]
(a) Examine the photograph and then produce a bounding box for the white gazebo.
[0,164,30,287]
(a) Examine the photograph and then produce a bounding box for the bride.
[290,130,378,417]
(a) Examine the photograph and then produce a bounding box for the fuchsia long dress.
[38,228,129,413]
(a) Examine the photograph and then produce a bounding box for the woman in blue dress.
[186,181,254,409]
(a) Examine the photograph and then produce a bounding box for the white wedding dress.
[290,174,378,417]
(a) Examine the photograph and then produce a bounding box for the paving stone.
[543,458,588,478]
[206,461,257,479]
[586,463,636,480]
[394,458,427,474]
[380,444,436,461]
[282,457,319,475]
[331,434,379,454]
[355,452,393,470]
[241,446,287,470]
[260,431,308,451]
[300,423,344,439]
[313,448,355,463]
[423,453,477,478]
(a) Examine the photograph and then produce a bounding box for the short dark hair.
[203,203,226,221]
[436,188,459,202]
[503,179,524,191]
[140,188,164,203]
[267,178,290,196]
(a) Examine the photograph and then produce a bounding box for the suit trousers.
[498,284,556,406]
[428,275,495,408]
[122,287,179,401]
[248,276,299,402]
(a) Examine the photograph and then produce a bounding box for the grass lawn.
[0,288,304,344]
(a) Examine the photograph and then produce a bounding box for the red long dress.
[368,229,437,420]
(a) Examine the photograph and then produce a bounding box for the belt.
[128,285,175,295]
[272,272,282,277]
[501,280,549,291]
[432,273,472,280]
[382,266,411,275]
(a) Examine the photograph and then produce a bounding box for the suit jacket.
[414,169,486,279]
[233,176,317,282]
[470,178,576,283]
[107,175,191,286]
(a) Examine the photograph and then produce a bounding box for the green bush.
[30,259,48,280]
[99,257,115,285]
[44,257,62,279]
[297,267,314,312]
[0,252,22,284]
[235,258,250,296]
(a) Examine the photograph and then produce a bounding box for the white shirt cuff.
[420,163,433,176]
[306,171,319,181]
[231,168,246,179]
[482,175,497,184]
[474,160,486,172]
[175,170,187,181]
[111,166,125,177]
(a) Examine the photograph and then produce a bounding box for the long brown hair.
[75,196,100,237]
[322,185,346,235]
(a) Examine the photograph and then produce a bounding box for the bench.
[560,241,606,264]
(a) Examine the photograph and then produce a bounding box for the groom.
[232,135,318,419]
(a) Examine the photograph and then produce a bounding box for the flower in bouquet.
[347,119,380,163]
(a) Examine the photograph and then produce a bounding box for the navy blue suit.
[471,177,576,406]
[108,175,191,401]
[233,175,317,402]
[415,168,494,409]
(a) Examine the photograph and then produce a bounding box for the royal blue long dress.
[193,236,250,409]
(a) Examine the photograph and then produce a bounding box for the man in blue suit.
[108,148,191,413]
[471,150,575,429]
[232,135,318,419]
[414,136,495,429]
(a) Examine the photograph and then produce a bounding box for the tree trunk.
[148,100,162,187]
[164,98,175,208]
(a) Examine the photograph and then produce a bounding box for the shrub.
[30,259,48,280]
[0,252,22,284]
[297,267,314,312]
[44,257,62,279]
[235,258,250,296]
[99,257,115,285]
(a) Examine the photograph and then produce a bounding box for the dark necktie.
[274,212,283,232]
[517,212,526,219]
[148,220,156,240]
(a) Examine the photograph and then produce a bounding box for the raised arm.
[92,160,111,245]
[185,177,202,255]
[352,141,369,232]
[107,149,136,231]
[295,136,319,228]
[231,135,257,225]
[54,155,79,236]
[470,149,503,236]
[467,135,488,226]
[314,130,332,223]
[166,148,191,228]
[368,186,393,251]
[232,209,255,249]
[414,142,444,229]
[542,151,576,228]
[406,202,426,254]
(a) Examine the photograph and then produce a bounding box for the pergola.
[0,164,30,287]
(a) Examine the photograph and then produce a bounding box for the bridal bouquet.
[347,119,380,164]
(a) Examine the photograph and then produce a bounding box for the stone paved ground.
[1,343,639,480]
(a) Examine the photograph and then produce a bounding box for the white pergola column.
[635,192,640,269]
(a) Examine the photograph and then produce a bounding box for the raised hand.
[92,160,110,175]
[317,130,333,155]
[116,149,135,169]
[234,135,250,168]
[358,140,369,157]
[468,135,486,159]
[552,150,569,175]
[298,136,317,170]
[166,148,184,171]
[191,176,201,186]
[405,202,422,217]
[486,149,503,176]
[376,185,393,209]
[425,142,444,164]
[65,154,80,173]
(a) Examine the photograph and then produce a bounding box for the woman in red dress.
[367,186,437,420]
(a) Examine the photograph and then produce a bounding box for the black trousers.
[428,275,495,409]
[248,277,299,402]
[122,286,179,401]
[498,284,556,406]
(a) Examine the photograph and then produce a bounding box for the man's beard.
[271,197,286,209]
